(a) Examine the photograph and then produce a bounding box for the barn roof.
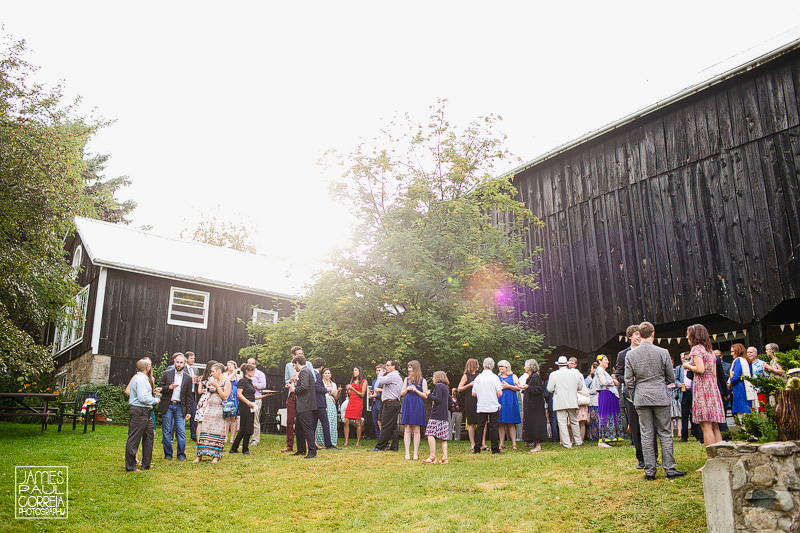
[503,24,800,178]
[74,217,298,300]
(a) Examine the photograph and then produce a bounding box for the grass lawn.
[0,422,708,532]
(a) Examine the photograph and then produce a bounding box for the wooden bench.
[0,393,59,435]
[57,390,98,433]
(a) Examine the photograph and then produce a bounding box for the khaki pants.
[556,409,582,448]
[250,399,262,446]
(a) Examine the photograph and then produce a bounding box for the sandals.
[512,445,517,450]
[423,456,437,464]
[439,458,449,464]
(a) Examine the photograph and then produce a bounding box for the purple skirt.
[598,390,620,421]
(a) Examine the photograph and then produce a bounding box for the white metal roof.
[74,217,298,299]
[503,24,800,179]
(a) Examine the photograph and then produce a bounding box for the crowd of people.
[124,330,784,476]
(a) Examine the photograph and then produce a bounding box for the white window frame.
[167,287,210,329]
[52,285,89,355]
[252,307,279,325]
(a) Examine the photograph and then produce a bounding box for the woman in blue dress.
[729,343,756,423]
[401,360,428,460]
[497,359,522,450]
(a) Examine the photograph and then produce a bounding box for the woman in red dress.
[343,367,367,446]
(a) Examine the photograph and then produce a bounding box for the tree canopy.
[242,101,547,378]
[0,37,131,381]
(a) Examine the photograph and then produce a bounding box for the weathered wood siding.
[98,270,295,384]
[514,51,800,354]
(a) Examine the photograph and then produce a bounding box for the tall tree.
[83,153,137,224]
[243,101,547,377]
[0,37,106,380]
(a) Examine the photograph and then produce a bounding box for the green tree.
[181,207,258,253]
[83,153,137,224]
[0,37,105,381]
[242,101,547,377]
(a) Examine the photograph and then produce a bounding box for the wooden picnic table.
[0,392,59,435]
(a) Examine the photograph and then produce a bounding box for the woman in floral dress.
[194,363,231,463]
[316,368,340,447]
[683,324,726,462]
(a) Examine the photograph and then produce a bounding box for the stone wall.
[704,441,800,533]
[57,350,111,388]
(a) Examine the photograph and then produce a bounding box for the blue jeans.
[162,404,186,459]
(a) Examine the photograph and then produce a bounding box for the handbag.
[222,400,237,416]
[577,386,590,406]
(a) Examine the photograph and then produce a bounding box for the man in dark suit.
[614,324,657,469]
[625,322,685,480]
[156,353,192,461]
[713,349,730,438]
[291,354,317,459]
[311,357,336,449]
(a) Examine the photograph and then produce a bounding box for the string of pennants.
[617,322,799,345]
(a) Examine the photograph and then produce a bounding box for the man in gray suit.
[624,321,686,480]
[291,354,317,459]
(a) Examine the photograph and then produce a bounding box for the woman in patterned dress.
[592,355,624,447]
[316,368,340,447]
[683,324,726,461]
[194,363,231,463]
[193,360,218,437]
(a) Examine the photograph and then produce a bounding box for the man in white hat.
[547,356,585,448]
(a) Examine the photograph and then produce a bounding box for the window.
[252,307,278,324]
[168,287,210,329]
[52,286,89,355]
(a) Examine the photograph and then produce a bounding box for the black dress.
[463,373,478,425]
[236,376,256,436]
[523,372,548,443]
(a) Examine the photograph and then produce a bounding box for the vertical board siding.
[514,52,800,353]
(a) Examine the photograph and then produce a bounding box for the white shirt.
[472,369,502,413]
[171,370,184,402]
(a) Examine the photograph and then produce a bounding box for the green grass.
[0,423,708,532]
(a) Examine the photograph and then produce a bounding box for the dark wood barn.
[52,217,297,399]
[510,33,800,368]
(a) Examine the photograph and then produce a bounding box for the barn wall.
[97,269,295,384]
[514,51,800,354]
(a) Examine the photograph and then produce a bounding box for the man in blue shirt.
[125,359,160,472]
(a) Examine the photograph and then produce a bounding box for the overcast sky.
[4,2,800,292]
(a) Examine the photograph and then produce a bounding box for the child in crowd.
[424,371,452,464]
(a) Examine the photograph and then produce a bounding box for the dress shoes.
[492,450,504,455]
[666,470,687,479]
[291,451,304,456]
[644,474,656,480]
[242,451,252,456]
[635,462,645,469]
[280,447,293,453]
[229,450,239,454]
[303,454,316,459]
